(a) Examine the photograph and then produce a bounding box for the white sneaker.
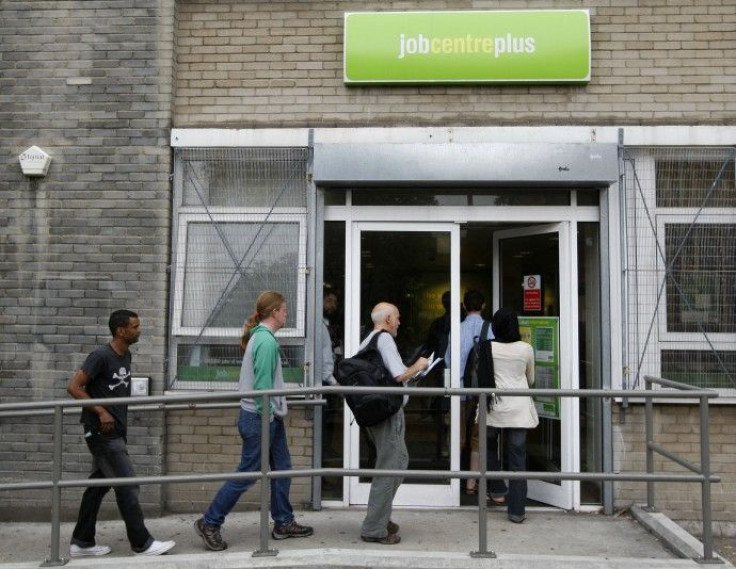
[135,539,176,556]
[69,544,112,557]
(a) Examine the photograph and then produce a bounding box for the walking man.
[67,309,175,557]
[359,302,428,545]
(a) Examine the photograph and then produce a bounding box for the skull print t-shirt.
[79,344,132,438]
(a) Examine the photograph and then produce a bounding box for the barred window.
[665,223,736,334]
[655,154,735,208]
[623,147,736,395]
[170,148,309,390]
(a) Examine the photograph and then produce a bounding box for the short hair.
[324,288,338,300]
[109,309,138,336]
[371,303,395,325]
[463,290,485,313]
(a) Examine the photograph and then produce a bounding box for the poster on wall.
[519,316,560,420]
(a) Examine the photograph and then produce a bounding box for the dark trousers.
[71,435,153,552]
[487,426,528,518]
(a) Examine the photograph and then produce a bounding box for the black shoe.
[194,517,227,551]
[508,514,527,524]
[387,520,400,535]
[272,520,314,540]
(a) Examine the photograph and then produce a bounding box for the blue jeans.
[204,409,294,528]
[71,435,153,552]
[487,426,528,518]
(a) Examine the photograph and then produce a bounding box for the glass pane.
[655,153,736,208]
[182,221,300,329]
[179,147,308,208]
[353,188,570,206]
[665,224,736,333]
[175,342,304,389]
[661,350,736,390]
[322,222,346,500]
[578,223,602,503]
[499,232,561,485]
[358,231,452,485]
[576,190,599,206]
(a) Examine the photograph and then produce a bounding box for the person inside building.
[485,307,539,523]
[358,302,429,545]
[444,289,494,495]
[321,288,343,490]
[194,291,314,551]
[67,309,176,557]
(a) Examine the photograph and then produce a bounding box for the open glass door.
[345,222,461,507]
[492,223,578,510]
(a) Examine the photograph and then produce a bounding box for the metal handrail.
[0,379,720,565]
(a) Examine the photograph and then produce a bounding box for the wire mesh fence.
[622,146,736,394]
[170,148,310,390]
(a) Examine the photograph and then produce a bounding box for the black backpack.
[334,331,403,427]
[463,321,496,391]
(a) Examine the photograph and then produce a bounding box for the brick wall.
[174,0,736,128]
[164,407,313,514]
[613,405,735,527]
[0,0,175,520]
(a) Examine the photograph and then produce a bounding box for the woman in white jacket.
[486,307,539,524]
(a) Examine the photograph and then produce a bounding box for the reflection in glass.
[182,222,300,329]
[499,232,561,485]
[578,223,602,503]
[358,231,452,485]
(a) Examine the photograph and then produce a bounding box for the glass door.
[345,222,461,507]
[492,223,578,510]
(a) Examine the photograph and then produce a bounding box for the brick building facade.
[2,0,734,529]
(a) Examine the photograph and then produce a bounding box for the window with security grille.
[170,148,309,389]
[623,147,736,395]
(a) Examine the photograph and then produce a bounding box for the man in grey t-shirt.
[359,303,428,545]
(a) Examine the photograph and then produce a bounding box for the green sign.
[344,10,591,84]
[519,317,560,420]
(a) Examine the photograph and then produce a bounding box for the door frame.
[492,222,579,510]
[344,221,461,507]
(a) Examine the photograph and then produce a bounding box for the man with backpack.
[444,290,494,496]
[357,302,428,545]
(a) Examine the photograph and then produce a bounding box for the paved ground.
[715,537,736,565]
[0,507,730,569]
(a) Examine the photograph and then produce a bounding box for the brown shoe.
[272,520,314,540]
[194,517,227,551]
[361,533,401,545]
[387,520,400,535]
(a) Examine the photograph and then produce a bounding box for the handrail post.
[645,378,655,511]
[699,395,715,563]
[41,405,67,566]
[253,394,277,557]
[471,392,495,558]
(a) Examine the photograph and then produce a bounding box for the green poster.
[344,10,591,84]
[519,316,560,420]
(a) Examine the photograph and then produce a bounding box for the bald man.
[358,303,429,545]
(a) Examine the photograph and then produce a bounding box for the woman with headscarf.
[485,307,539,523]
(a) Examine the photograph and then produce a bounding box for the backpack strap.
[361,330,386,354]
[480,320,491,342]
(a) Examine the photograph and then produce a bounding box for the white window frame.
[172,211,307,338]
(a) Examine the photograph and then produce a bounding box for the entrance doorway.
[321,217,600,510]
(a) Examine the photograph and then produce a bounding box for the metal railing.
[0,377,721,566]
